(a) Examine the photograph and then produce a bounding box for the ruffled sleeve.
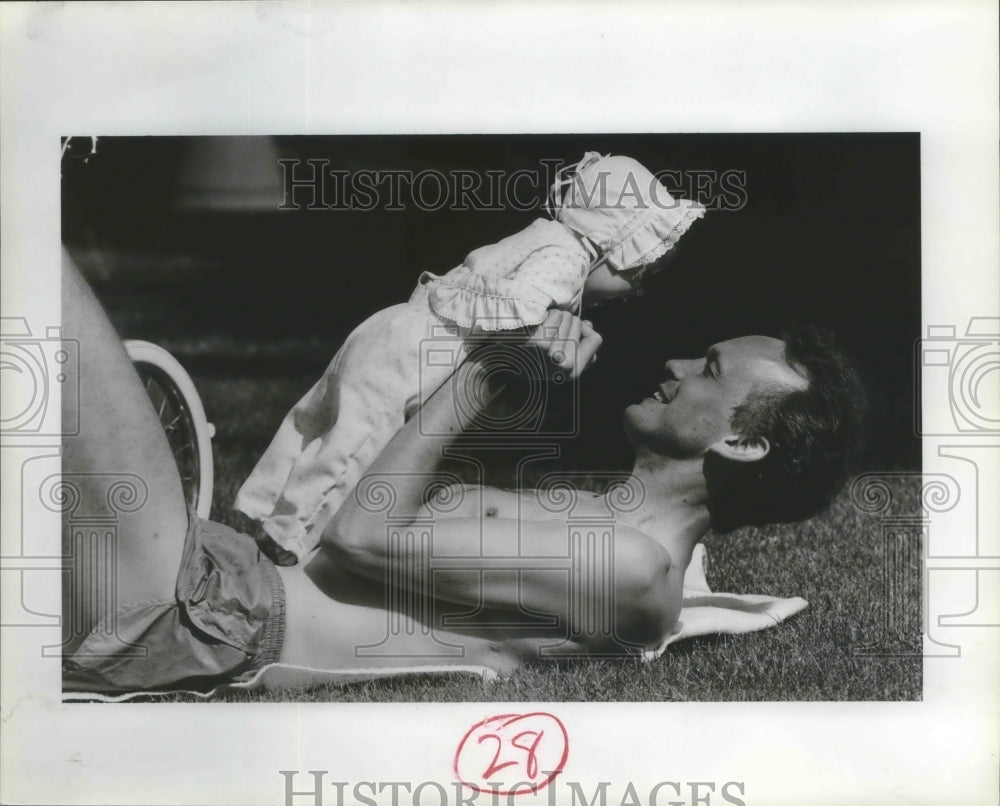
[428,247,588,332]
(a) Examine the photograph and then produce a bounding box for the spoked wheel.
[124,340,215,519]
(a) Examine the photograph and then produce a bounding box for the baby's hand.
[527,310,602,380]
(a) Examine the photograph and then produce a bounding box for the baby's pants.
[234,286,464,560]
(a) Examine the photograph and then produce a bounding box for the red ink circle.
[453,712,569,796]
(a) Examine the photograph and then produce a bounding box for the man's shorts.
[62,511,285,694]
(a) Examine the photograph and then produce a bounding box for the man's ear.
[709,434,770,463]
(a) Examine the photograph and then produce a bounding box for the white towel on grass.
[641,543,808,661]
[63,544,807,701]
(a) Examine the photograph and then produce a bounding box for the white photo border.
[1,2,997,805]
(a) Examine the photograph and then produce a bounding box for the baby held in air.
[235,152,706,564]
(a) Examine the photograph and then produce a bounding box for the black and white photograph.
[1,3,997,805]
[58,133,920,705]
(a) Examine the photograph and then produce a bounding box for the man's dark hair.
[705,324,867,532]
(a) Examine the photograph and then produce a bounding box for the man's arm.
[317,311,680,647]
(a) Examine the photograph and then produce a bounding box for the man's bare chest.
[424,484,616,523]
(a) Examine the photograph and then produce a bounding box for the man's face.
[623,335,809,459]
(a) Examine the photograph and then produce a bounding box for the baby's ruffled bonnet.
[547,151,706,278]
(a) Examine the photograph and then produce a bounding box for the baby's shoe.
[256,532,298,566]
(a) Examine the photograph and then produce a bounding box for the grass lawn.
[128,345,921,704]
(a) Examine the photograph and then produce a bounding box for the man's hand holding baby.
[527,309,602,380]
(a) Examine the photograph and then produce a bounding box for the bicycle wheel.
[124,340,215,519]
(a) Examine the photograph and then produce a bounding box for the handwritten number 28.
[479,730,544,780]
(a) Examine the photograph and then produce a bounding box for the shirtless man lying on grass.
[60,249,864,693]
